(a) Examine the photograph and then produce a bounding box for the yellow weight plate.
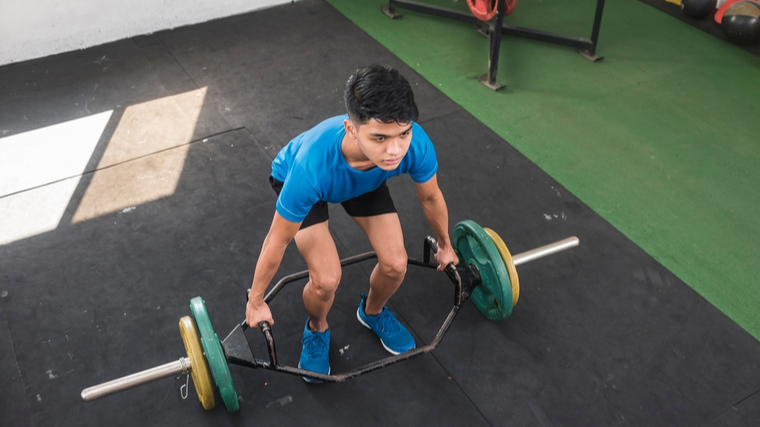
[484,228,520,307]
[179,316,215,410]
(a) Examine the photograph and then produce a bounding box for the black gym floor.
[1,1,759,426]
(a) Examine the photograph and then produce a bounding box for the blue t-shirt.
[271,115,438,223]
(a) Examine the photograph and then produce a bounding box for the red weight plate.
[715,0,759,23]
[467,0,519,22]
[467,0,497,21]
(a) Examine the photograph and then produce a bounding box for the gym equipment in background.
[381,0,606,91]
[681,0,718,19]
[720,1,760,44]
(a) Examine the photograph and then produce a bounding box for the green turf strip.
[327,0,760,340]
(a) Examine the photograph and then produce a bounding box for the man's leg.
[352,213,415,355]
[352,213,408,315]
[293,220,341,380]
[294,220,342,332]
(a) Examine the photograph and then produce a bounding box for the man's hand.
[246,297,274,328]
[434,240,459,271]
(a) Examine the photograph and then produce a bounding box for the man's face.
[347,118,412,171]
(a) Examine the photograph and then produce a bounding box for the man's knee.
[379,254,407,281]
[307,269,342,301]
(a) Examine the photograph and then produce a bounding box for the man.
[245,64,458,380]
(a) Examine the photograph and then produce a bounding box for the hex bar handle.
[512,237,579,267]
[81,357,191,402]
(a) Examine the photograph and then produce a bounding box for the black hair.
[344,65,419,125]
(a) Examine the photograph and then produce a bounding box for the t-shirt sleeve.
[276,164,321,223]
[409,125,438,184]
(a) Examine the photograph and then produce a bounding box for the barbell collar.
[81,357,191,402]
[512,237,579,267]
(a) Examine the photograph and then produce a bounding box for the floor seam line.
[426,347,495,426]
[418,109,463,125]
[0,127,245,200]
[239,126,276,162]
[152,35,238,132]
[6,320,33,423]
[700,386,760,426]
[732,386,760,407]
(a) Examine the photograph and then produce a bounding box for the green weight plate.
[453,220,513,321]
[189,296,239,413]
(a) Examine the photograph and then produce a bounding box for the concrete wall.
[0,0,294,66]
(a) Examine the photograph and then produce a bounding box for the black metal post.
[479,0,506,91]
[580,0,606,61]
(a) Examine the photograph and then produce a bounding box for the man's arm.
[246,211,301,327]
[415,174,459,270]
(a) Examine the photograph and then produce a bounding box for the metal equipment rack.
[382,0,606,90]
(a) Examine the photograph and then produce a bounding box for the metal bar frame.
[384,0,606,90]
[226,241,480,382]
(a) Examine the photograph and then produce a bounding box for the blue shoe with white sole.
[356,293,415,355]
[298,319,330,382]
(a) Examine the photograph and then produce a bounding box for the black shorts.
[269,176,397,230]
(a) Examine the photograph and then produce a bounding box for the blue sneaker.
[356,293,415,355]
[298,319,330,382]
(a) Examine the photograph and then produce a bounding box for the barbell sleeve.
[81,357,191,402]
[512,237,579,267]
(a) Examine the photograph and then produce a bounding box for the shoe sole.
[356,307,415,356]
[298,362,330,383]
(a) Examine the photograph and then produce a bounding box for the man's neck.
[341,133,375,171]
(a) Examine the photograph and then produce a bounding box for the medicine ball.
[681,0,718,19]
[721,1,760,44]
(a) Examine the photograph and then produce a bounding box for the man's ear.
[343,119,357,139]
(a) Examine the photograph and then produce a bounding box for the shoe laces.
[375,308,402,335]
[304,331,329,358]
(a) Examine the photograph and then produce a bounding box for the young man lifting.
[245,65,458,379]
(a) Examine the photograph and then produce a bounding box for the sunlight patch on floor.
[72,87,206,223]
[0,111,112,245]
